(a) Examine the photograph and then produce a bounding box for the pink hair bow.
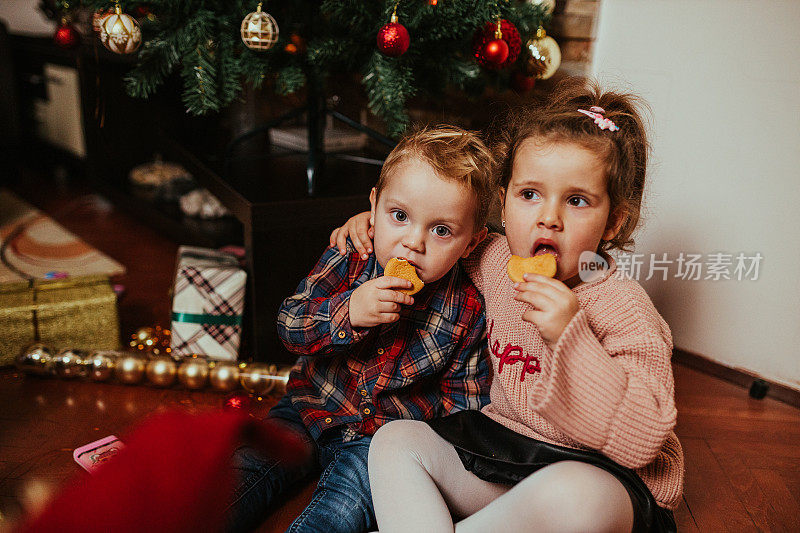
[577,106,619,131]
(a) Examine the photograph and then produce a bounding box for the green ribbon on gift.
[171,312,243,326]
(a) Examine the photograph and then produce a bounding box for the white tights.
[368,420,634,533]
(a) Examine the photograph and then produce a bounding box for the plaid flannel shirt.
[277,243,490,442]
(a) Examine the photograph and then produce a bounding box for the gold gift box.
[0,275,120,366]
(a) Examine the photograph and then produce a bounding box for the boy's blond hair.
[375,125,494,232]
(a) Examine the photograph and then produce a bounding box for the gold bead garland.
[15,342,291,395]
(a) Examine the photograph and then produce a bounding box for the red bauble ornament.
[54,21,80,49]
[284,33,306,55]
[132,5,152,19]
[472,19,521,70]
[512,71,537,93]
[484,39,509,65]
[377,11,410,57]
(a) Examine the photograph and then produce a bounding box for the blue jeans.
[227,395,376,533]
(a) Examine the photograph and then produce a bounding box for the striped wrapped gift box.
[170,246,246,361]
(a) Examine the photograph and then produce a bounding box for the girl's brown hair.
[491,77,650,252]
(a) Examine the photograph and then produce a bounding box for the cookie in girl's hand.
[507,254,557,283]
[385,258,424,295]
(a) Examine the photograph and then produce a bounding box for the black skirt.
[427,410,676,533]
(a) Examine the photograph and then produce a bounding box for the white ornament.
[528,0,556,15]
[99,5,142,54]
[180,189,230,219]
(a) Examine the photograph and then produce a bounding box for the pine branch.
[363,52,416,137]
[275,64,306,96]
[180,44,221,114]
[216,33,244,109]
[124,37,180,98]
[240,48,270,88]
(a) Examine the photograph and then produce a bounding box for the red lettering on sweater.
[487,320,541,382]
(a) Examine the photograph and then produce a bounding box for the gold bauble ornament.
[178,357,210,389]
[99,4,142,55]
[15,343,55,376]
[156,328,172,356]
[240,363,278,396]
[129,325,172,355]
[130,326,156,349]
[241,2,279,51]
[209,362,241,392]
[271,365,292,396]
[115,353,146,384]
[525,27,561,80]
[87,351,117,381]
[53,348,87,379]
[146,356,178,387]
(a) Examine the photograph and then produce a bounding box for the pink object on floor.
[73,435,125,473]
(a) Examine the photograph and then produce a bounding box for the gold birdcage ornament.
[241,2,279,51]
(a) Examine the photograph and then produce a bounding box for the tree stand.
[223,75,396,196]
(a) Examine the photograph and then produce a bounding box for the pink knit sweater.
[465,234,684,510]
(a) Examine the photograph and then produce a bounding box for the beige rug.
[0,189,125,283]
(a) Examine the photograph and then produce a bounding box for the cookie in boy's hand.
[385,258,424,295]
[507,254,557,283]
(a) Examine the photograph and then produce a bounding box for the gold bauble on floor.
[87,351,117,381]
[240,363,278,396]
[146,356,178,387]
[53,348,88,379]
[178,357,210,389]
[15,343,55,376]
[115,353,146,384]
[209,362,241,392]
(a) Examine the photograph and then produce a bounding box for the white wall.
[592,0,800,389]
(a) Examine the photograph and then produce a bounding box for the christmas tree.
[54,1,552,136]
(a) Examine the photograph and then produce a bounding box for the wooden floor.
[2,169,800,531]
[671,365,800,532]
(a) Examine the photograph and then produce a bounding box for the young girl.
[331,78,683,532]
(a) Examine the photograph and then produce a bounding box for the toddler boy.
[228,125,494,532]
